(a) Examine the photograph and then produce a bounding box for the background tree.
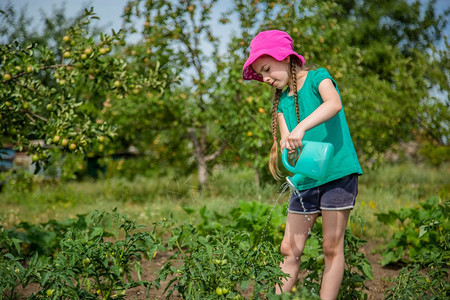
[222,0,449,178]
[122,0,231,190]
[0,6,168,171]
[2,0,447,186]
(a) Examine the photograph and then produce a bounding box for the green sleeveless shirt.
[277,68,363,190]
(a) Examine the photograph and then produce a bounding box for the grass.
[1,162,448,239]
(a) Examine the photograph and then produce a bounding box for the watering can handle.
[281,148,294,172]
[281,141,308,172]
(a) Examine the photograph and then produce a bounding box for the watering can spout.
[286,174,305,190]
[281,141,334,190]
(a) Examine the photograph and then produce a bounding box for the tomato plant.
[195,200,288,246]
[1,209,161,299]
[153,219,287,299]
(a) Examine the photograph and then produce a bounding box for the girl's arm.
[278,112,290,152]
[285,78,342,150]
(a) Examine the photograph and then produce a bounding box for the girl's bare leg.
[319,209,351,300]
[276,212,318,294]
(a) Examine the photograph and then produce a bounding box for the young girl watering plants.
[242,30,363,299]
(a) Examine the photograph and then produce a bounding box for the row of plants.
[376,197,449,299]
[1,195,447,299]
[1,201,373,299]
[0,209,158,299]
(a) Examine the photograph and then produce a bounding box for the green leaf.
[240,278,249,291]
[381,251,396,266]
[181,205,195,214]
[361,261,374,280]
[89,226,104,240]
[11,238,22,254]
[376,212,398,225]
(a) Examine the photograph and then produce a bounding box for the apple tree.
[0,8,168,171]
[121,0,231,190]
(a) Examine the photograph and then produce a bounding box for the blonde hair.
[269,55,302,180]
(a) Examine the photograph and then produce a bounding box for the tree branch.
[205,140,227,162]
[24,109,49,122]
[1,64,70,83]
[188,127,200,156]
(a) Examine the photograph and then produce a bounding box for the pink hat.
[242,30,305,82]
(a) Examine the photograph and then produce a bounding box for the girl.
[242,30,363,299]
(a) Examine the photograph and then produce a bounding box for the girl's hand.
[285,125,305,151]
[280,139,287,152]
[280,138,296,154]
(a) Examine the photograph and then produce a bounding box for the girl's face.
[251,55,290,89]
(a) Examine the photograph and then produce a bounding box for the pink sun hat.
[242,30,305,82]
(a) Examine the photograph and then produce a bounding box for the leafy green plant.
[376,197,449,266]
[339,229,373,299]
[195,200,288,246]
[268,288,321,300]
[5,214,89,257]
[154,219,287,299]
[385,264,449,300]
[31,209,158,299]
[385,208,449,299]
[0,226,31,299]
[162,202,373,299]
[0,252,45,300]
[1,209,160,299]
[2,169,35,193]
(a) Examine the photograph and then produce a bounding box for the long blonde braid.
[269,88,282,180]
[290,56,300,123]
[269,55,302,180]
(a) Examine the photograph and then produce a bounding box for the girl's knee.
[280,239,303,258]
[322,241,343,258]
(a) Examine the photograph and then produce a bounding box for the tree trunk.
[188,126,227,192]
[197,156,208,192]
[254,167,260,187]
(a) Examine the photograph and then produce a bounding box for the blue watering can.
[281,141,334,190]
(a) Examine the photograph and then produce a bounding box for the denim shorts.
[288,174,359,214]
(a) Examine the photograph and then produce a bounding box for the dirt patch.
[125,251,182,299]
[360,240,401,300]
